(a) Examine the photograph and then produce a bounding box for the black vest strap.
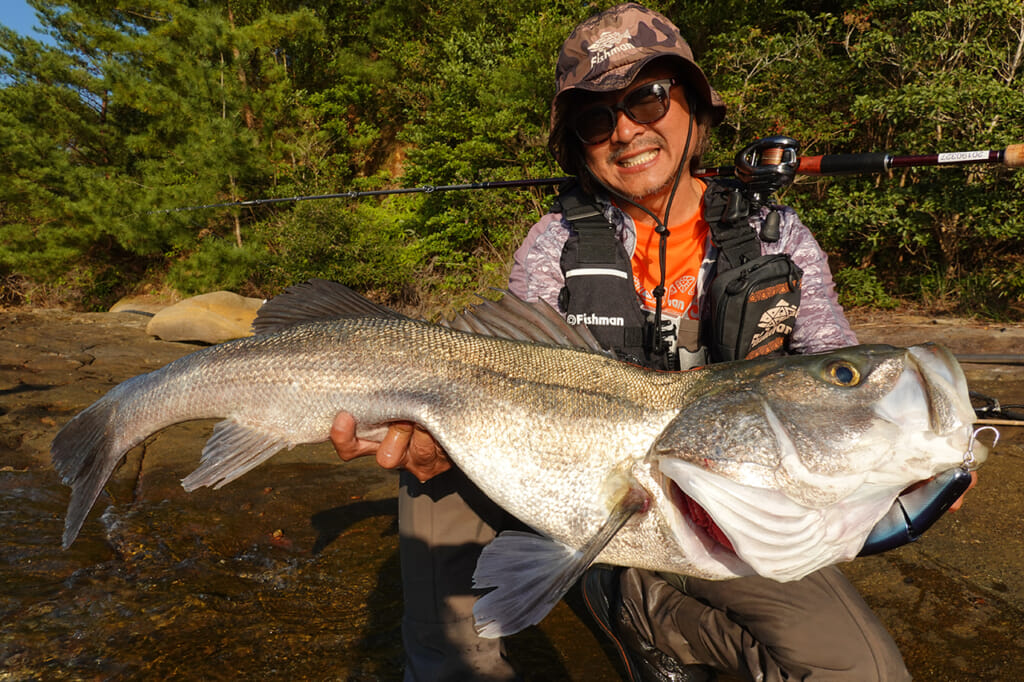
[556,186,649,365]
[702,179,761,271]
[558,191,619,264]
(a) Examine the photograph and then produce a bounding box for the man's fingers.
[331,412,377,461]
[406,425,452,481]
[407,426,438,466]
[331,414,450,482]
[376,422,415,469]
[378,423,452,481]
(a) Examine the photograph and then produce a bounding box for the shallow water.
[0,459,402,680]
[0,454,617,681]
[2,309,1023,680]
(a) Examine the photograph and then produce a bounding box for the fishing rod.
[693,136,1024,179]
[158,177,568,213]
[971,391,1024,427]
[163,137,1023,213]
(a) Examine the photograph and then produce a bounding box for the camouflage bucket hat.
[549,3,726,173]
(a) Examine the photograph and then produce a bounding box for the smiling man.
[506,7,907,679]
[331,4,916,680]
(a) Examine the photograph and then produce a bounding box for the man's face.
[578,65,694,205]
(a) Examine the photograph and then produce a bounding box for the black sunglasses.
[572,78,676,145]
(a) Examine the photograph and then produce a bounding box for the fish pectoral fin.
[472,531,582,638]
[181,419,294,492]
[472,487,648,638]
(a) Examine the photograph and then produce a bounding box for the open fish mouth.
[670,482,735,552]
[659,460,859,581]
[654,343,983,582]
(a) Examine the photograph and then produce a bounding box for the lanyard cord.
[583,108,695,355]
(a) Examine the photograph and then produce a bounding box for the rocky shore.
[1,306,1022,680]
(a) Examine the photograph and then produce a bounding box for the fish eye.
[826,361,861,386]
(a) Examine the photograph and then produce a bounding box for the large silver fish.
[51,280,986,637]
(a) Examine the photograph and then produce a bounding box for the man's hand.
[330,412,451,482]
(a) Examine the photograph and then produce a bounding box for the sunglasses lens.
[573,80,672,145]
[574,109,615,145]
[625,83,670,123]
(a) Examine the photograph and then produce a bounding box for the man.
[331,4,918,680]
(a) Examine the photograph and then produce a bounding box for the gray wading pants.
[398,468,911,682]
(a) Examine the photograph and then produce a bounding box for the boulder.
[145,291,265,344]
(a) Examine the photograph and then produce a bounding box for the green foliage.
[1,0,1022,318]
[166,235,267,296]
[0,0,322,301]
[690,0,1024,316]
[832,265,898,309]
[251,196,422,299]
[391,6,582,306]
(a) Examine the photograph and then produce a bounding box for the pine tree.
[0,0,321,303]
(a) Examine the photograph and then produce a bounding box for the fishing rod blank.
[696,140,1024,178]
[157,177,568,213]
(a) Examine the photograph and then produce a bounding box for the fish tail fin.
[51,393,132,550]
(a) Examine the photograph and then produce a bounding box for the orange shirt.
[630,205,709,321]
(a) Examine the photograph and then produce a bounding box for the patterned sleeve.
[762,207,858,353]
[508,211,571,309]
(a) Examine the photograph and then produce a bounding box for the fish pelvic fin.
[472,486,648,637]
[181,419,295,491]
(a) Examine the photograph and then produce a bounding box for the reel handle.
[1006,143,1024,167]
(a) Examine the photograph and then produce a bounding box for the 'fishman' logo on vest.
[567,312,625,327]
[587,30,635,67]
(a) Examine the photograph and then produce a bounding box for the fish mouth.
[668,481,735,552]
[873,344,981,440]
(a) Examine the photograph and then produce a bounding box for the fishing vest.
[556,180,802,369]
[702,179,803,363]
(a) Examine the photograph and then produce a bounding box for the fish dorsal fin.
[253,279,406,335]
[256,279,609,355]
[443,291,609,355]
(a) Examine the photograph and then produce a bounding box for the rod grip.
[797,153,890,175]
[1005,143,1024,168]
